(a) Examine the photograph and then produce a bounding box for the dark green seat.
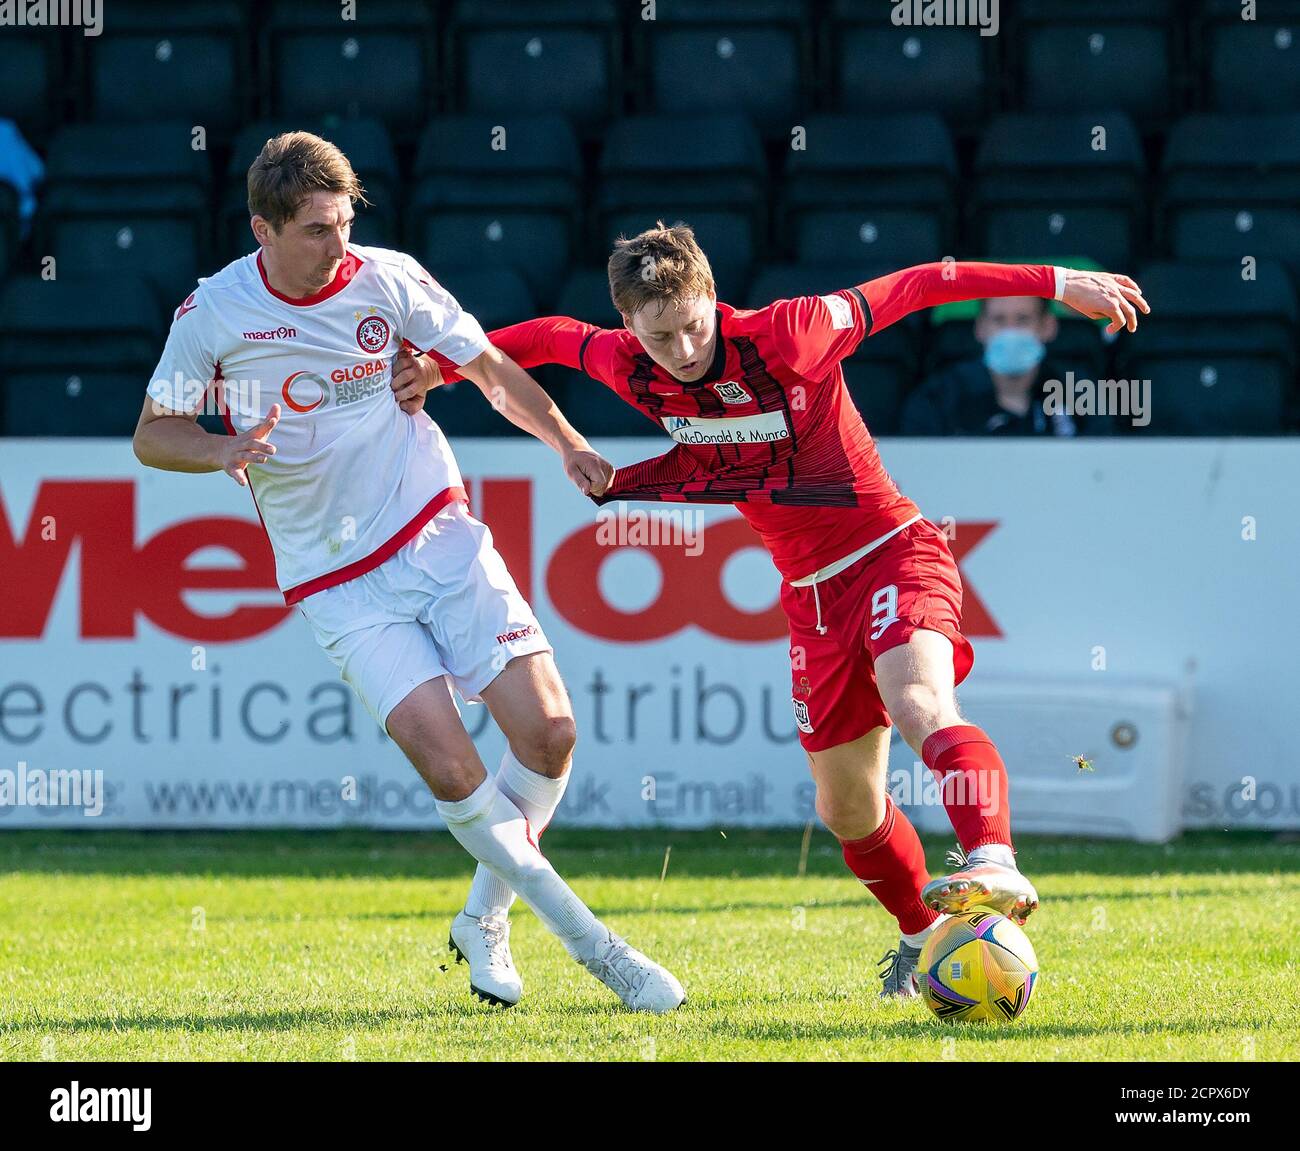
[409,115,580,311]
[39,122,211,310]
[447,0,620,136]
[1119,260,1297,435]
[974,112,1146,268]
[87,1,249,138]
[0,274,164,436]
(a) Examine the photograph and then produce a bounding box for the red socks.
[921,724,1013,853]
[838,725,1015,935]
[839,797,937,936]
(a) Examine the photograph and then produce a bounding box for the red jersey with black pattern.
[580,291,921,581]
[435,262,1058,582]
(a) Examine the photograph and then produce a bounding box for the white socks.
[968,843,1017,870]
[902,917,947,948]
[464,749,569,918]
[437,774,600,960]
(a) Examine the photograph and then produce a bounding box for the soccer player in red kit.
[408,223,1150,998]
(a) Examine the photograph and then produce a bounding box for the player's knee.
[518,714,576,778]
[419,753,484,801]
[816,787,885,842]
[887,683,956,747]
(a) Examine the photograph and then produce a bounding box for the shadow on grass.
[246,879,1275,923]
[3,1001,1268,1050]
[682,1012,1269,1046]
[0,829,1294,882]
[2,1005,442,1035]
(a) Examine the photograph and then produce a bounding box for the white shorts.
[296,502,552,729]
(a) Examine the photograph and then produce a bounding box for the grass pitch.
[0,829,1295,1062]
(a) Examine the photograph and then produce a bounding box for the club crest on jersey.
[356,314,390,353]
[792,698,814,734]
[711,380,752,405]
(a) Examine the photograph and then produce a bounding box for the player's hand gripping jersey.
[436,262,1061,581]
[147,244,491,603]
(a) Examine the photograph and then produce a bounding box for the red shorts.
[780,518,975,753]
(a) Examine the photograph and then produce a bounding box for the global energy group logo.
[280,369,328,413]
[280,359,391,412]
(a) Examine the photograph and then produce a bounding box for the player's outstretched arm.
[458,344,613,498]
[861,262,1149,336]
[396,315,597,403]
[133,395,279,488]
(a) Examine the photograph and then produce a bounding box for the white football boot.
[877,941,923,999]
[921,846,1040,925]
[448,910,523,1007]
[579,930,686,1013]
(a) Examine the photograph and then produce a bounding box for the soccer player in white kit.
[133,131,684,1013]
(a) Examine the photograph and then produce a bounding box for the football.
[919,910,1039,1023]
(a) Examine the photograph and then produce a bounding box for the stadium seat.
[420,265,535,437]
[780,114,957,267]
[826,0,991,130]
[1014,1,1176,129]
[436,265,536,334]
[264,0,433,143]
[973,113,1146,268]
[544,267,653,436]
[84,1,248,137]
[597,114,767,301]
[1162,114,1300,278]
[408,115,581,310]
[0,181,19,284]
[39,122,211,310]
[748,264,918,435]
[1198,0,1300,113]
[0,274,164,436]
[222,118,399,265]
[1118,260,1298,434]
[633,0,811,137]
[555,267,621,330]
[446,0,621,134]
[0,27,63,142]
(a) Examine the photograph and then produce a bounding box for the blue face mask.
[983,328,1046,376]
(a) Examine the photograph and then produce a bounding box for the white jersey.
[147,243,491,603]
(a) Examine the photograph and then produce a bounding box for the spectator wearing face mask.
[900,295,1114,436]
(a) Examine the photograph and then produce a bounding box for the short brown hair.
[247,131,370,231]
[607,221,716,317]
